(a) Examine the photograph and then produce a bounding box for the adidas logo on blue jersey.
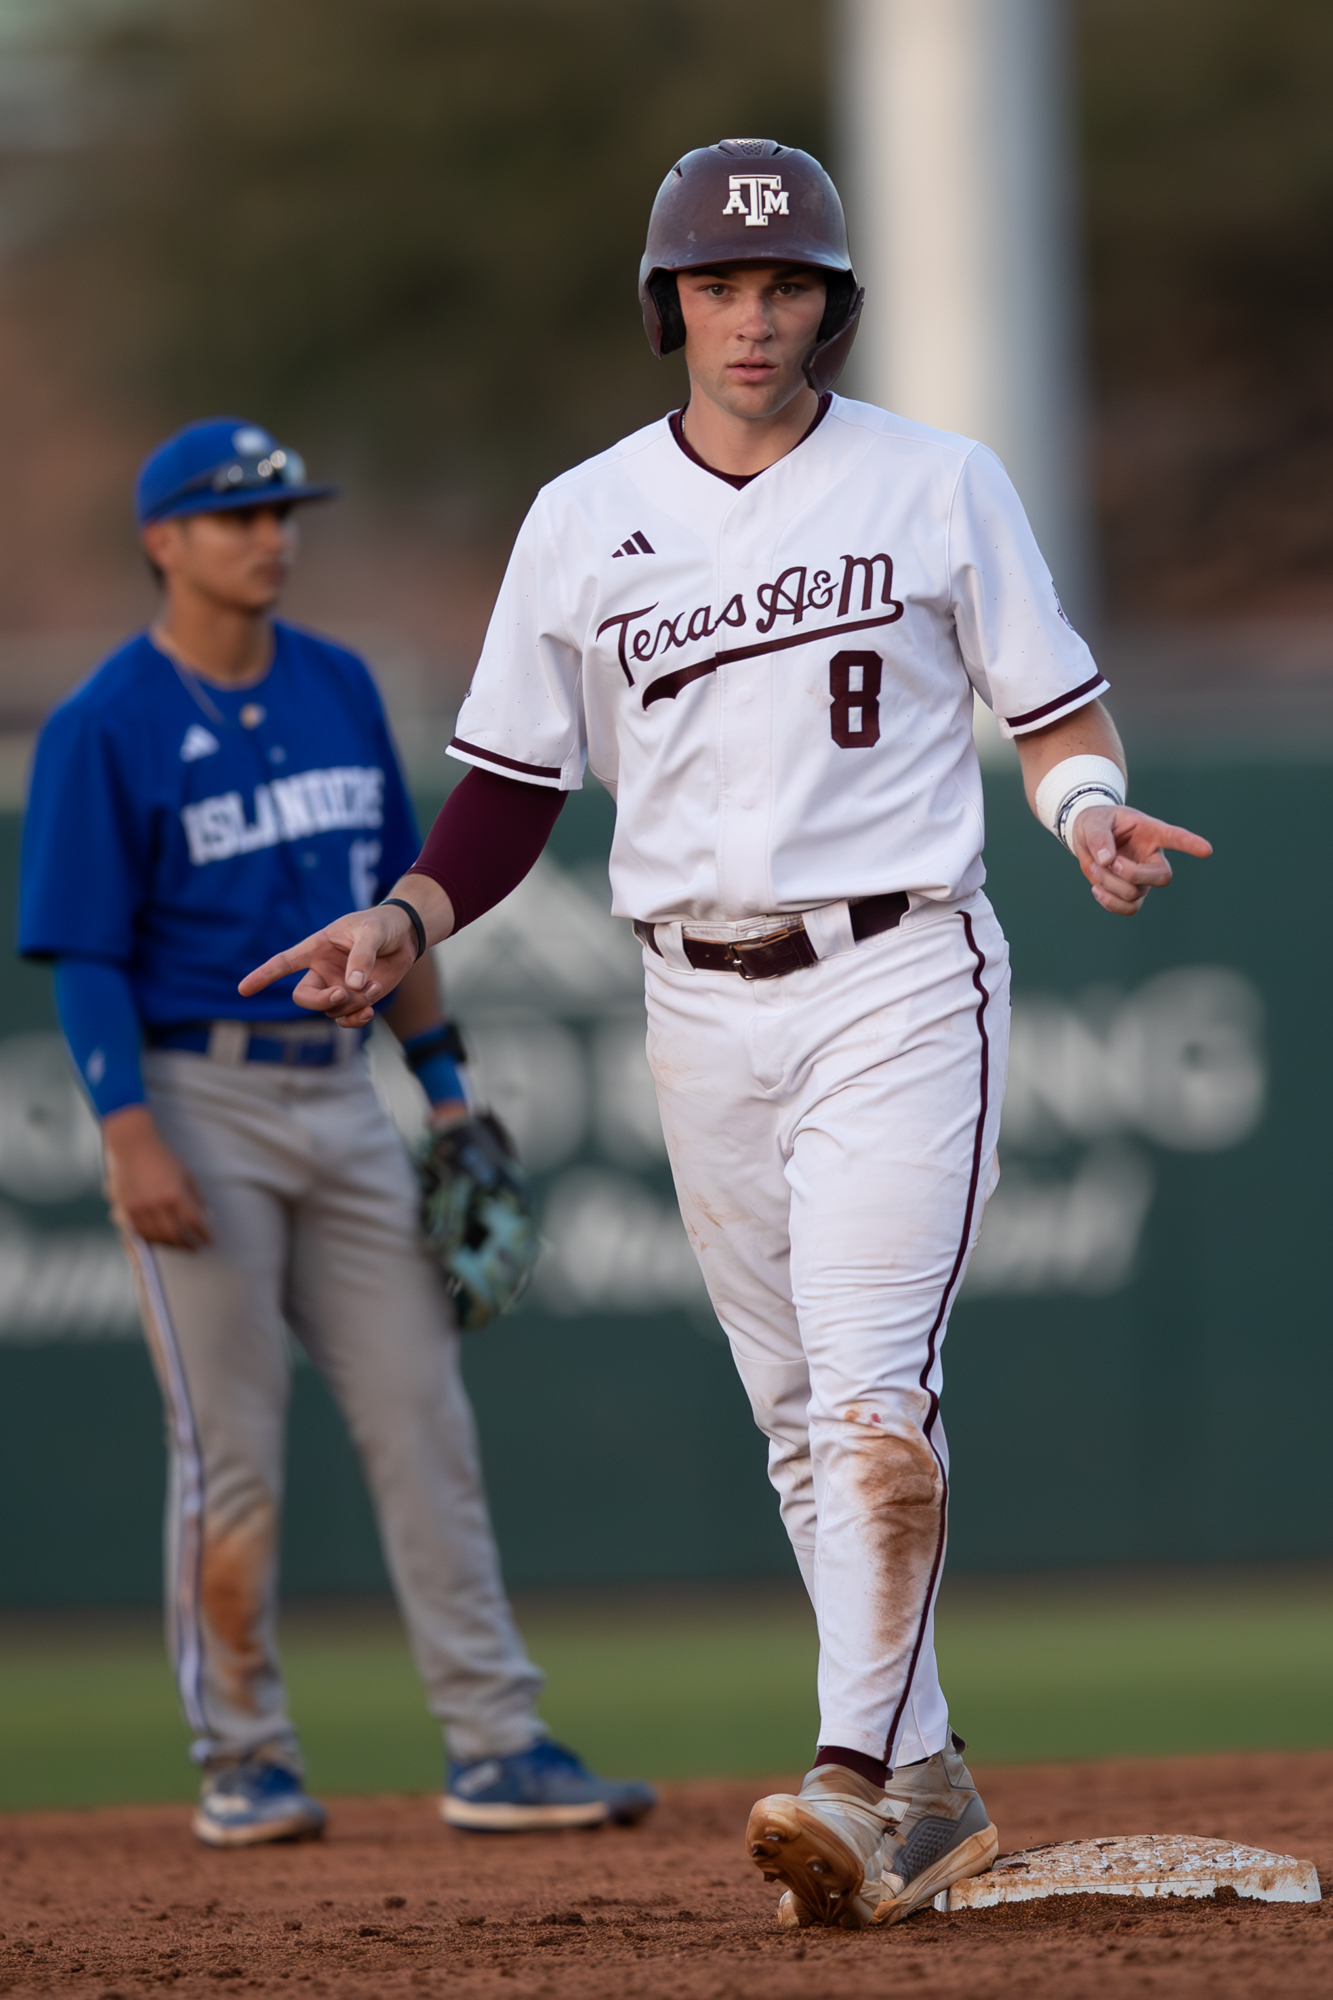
[181,724,220,762]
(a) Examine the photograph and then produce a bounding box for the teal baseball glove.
[417,1111,540,1331]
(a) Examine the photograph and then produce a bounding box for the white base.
[935,1835,1321,1911]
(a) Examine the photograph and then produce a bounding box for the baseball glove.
[417,1111,539,1332]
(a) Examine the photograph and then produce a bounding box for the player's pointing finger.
[237,935,322,997]
[1154,819,1212,859]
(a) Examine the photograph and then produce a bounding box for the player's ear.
[140,518,178,588]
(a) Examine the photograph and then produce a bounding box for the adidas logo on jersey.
[612,531,655,558]
[180,724,220,762]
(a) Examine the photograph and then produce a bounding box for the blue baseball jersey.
[19,621,422,1023]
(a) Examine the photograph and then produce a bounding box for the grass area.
[0,1569,1330,1812]
[937,1576,1333,1762]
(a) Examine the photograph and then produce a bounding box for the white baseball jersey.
[449,393,1107,925]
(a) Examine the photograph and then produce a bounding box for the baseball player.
[242,140,1210,1922]
[18,417,654,1847]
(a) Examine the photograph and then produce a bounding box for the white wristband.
[1033,755,1126,851]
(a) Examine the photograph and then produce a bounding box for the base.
[935,1834,1321,1911]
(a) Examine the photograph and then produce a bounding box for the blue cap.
[136,416,339,526]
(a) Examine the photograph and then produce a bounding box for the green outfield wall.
[0,762,1327,1605]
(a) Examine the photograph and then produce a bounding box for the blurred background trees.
[0,0,1330,672]
[1082,0,1333,617]
[0,0,828,575]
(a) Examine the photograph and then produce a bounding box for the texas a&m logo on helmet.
[721,174,790,227]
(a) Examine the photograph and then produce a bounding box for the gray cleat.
[870,1731,998,1925]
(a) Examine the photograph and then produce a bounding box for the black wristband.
[381,897,427,963]
[403,1021,468,1073]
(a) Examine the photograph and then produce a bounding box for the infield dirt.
[1,1750,1329,1998]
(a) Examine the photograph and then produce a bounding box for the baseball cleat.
[192,1757,327,1848]
[441,1740,657,1832]
[870,1732,998,1925]
[747,1765,904,1928]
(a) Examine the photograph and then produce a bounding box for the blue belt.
[145,1022,370,1067]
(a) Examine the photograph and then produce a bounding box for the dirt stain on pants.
[847,1413,945,1684]
[200,1500,277,1717]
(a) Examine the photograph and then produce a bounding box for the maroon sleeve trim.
[1004,672,1109,732]
[450,735,563,782]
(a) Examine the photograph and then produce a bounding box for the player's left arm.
[1013,700,1212,916]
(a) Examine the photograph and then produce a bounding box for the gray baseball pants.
[126,1043,545,1771]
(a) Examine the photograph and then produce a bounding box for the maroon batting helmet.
[639,138,864,394]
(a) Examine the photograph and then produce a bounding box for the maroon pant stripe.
[883,911,991,1763]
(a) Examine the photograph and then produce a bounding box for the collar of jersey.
[668,391,832,489]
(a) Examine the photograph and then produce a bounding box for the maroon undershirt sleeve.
[404,765,567,933]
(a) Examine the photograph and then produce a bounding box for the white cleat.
[748,1765,904,1929]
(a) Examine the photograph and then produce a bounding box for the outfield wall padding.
[0,763,1325,1604]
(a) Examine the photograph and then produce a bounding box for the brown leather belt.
[633,891,910,981]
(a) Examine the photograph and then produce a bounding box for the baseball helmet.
[639,138,864,394]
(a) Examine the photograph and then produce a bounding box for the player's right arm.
[53,957,211,1248]
[241,494,581,1020]
[21,700,212,1247]
[239,876,455,1028]
[101,1105,211,1248]
[240,766,569,1023]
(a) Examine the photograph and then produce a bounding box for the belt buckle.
[728,924,810,980]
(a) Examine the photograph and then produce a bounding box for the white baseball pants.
[126,1048,545,1771]
[644,895,1009,1767]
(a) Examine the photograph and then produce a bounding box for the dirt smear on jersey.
[0,1750,1329,1998]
